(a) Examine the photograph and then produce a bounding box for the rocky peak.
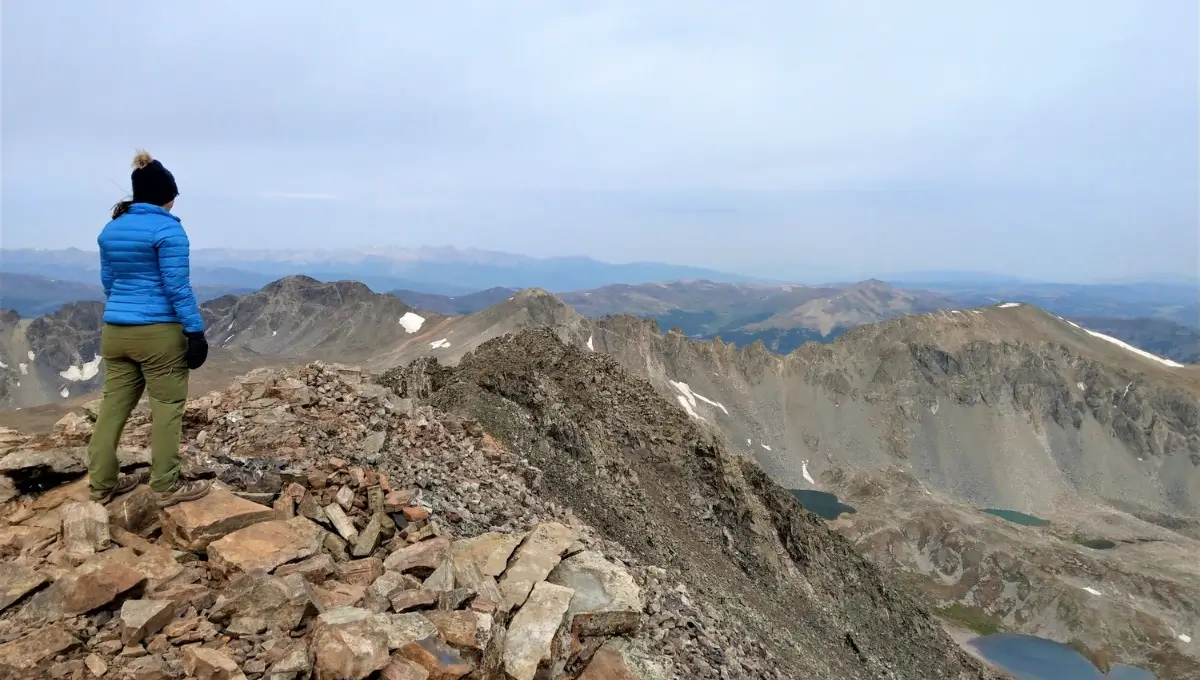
[379,327,1000,679]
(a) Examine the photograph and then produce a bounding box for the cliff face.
[379,328,1001,679]
[585,305,1200,517]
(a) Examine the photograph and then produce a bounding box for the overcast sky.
[2,1,1196,281]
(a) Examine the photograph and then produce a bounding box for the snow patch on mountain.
[399,312,425,334]
[59,355,102,382]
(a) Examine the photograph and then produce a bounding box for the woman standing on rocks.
[86,151,212,507]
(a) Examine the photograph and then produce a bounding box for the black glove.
[185,331,209,370]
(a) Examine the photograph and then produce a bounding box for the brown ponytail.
[111,200,133,220]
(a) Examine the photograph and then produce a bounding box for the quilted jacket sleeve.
[100,244,114,298]
[153,220,205,334]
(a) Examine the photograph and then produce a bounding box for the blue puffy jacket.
[98,203,205,333]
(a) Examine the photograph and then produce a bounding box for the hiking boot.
[89,470,148,503]
[153,478,212,508]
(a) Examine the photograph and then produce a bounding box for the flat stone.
[352,514,385,558]
[398,635,472,680]
[325,503,359,542]
[503,581,574,680]
[308,581,367,612]
[423,611,492,651]
[546,550,643,636]
[84,654,108,678]
[24,551,146,619]
[298,492,329,524]
[60,501,111,559]
[182,646,241,680]
[275,553,337,583]
[273,494,295,520]
[451,554,503,604]
[207,516,325,575]
[338,557,385,586]
[384,537,451,575]
[150,583,215,612]
[270,645,312,675]
[210,573,314,632]
[161,487,275,552]
[498,522,578,611]
[106,486,161,534]
[0,626,79,675]
[0,447,86,484]
[383,489,416,514]
[124,654,173,680]
[391,589,439,612]
[402,506,430,522]
[119,599,176,645]
[0,525,56,554]
[451,532,524,578]
[311,608,391,680]
[367,570,411,601]
[0,562,48,612]
[423,560,455,592]
[578,639,652,680]
[0,475,16,504]
[335,485,356,510]
[367,486,386,514]
[109,545,185,590]
[382,656,430,680]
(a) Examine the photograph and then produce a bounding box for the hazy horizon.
[2,2,1197,282]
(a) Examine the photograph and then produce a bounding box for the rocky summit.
[0,342,1000,679]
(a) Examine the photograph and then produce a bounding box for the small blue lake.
[970,633,1154,679]
[790,490,858,520]
[982,508,1050,526]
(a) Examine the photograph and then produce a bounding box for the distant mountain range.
[0,246,763,297]
[3,272,1199,675]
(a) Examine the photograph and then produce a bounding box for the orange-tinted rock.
[182,646,241,680]
[207,516,325,576]
[384,537,451,575]
[0,626,79,676]
[161,487,274,552]
[397,636,472,680]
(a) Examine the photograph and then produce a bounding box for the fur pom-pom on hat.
[129,150,178,206]
[132,150,154,169]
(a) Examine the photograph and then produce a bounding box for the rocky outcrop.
[379,328,1001,679]
[0,362,738,680]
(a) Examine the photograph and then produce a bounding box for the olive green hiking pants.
[87,323,189,493]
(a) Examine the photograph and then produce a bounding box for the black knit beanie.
[130,150,179,206]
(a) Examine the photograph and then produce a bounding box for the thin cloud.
[263,192,344,201]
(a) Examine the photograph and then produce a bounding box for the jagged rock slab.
[498,522,578,611]
[23,551,146,619]
[311,607,438,680]
[0,562,48,612]
[183,645,242,680]
[119,599,176,645]
[60,500,110,559]
[381,657,430,680]
[207,515,326,575]
[547,550,643,636]
[210,573,314,632]
[423,610,492,651]
[578,639,666,680]
[0,626,79,676]
[451,532,524,577]
[503,581,575,680]
[161,487,275,552]
[397,636,472,680]
[276,553,337,583]
[385,537,451,574]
